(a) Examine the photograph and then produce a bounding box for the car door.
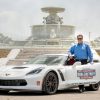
[64,61,96,85]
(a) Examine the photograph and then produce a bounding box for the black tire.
[79,85,85,93]
[85,83,99,91]
[42,72,58,95]
[0,90,9,94]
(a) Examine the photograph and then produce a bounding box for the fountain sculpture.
[28,7,75,45]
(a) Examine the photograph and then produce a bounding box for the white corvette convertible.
[0,53,100,94]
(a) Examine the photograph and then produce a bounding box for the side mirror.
[73,61,81,67]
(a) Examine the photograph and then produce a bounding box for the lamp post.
[89,32,91,44]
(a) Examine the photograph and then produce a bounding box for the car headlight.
[26,67,45,75]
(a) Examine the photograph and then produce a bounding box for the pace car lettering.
[77,68,96,79]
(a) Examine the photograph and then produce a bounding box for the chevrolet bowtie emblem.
[5,73,10,76]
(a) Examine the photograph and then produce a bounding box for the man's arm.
[86,45,93,63]
[69,46,75,55]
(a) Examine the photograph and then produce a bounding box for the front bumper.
[0,75,43,91]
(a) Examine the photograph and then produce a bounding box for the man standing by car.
[69,34,93,65]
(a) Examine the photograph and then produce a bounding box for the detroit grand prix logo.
[77,68,96,79]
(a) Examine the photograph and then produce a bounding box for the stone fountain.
[12,7,75,46]
[0,7,75,46]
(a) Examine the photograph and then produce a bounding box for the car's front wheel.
[42,72,58,95]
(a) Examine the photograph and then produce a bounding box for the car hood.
[0,64,47,77]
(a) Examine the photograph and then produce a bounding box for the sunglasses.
[77,38,83,40]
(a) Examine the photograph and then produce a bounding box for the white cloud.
[0,11,31,40]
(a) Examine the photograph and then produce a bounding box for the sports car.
[0,53,100,94]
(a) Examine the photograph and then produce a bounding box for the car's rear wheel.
[85,83,99,91]
[42,72,58,95]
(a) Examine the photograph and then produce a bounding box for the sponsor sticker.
[77,68,96,79]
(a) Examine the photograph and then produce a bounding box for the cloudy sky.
[0,0,100,41]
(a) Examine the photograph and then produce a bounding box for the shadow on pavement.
[0,88,92,96]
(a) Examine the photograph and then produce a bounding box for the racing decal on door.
[77,68,96,79]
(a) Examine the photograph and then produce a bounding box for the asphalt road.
[0,88,100,100]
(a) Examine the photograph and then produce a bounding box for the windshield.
[27,55,65,65]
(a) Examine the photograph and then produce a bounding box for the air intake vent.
[0,79,27,86]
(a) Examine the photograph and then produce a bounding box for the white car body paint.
[0,53,100,93]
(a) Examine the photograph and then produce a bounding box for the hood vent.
[12,67,28,69]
